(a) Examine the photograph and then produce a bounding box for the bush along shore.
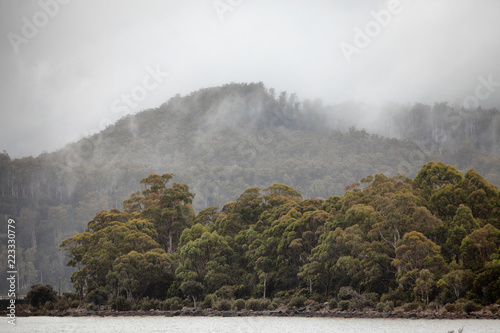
[5,291,499,319]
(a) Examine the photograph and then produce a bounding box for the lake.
[2,316,499,333]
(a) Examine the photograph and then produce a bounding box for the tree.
[414,161,463,199]
[176,224,231,282]
[460,224,500,270]
[393,231,446,275]
[438,264,472,300]
[109,249,172,303]
[414,269,435,305]
[181,281,205,309]
[393,231,446,295]
[123,174,195,253]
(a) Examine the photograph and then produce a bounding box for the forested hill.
[1,82,500,295]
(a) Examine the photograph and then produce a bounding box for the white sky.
[1,0,500,157]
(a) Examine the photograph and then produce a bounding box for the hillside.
[1,82,500,295]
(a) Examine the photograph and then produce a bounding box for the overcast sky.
[1,0,500,158]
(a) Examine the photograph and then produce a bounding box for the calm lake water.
[2,316,499,333]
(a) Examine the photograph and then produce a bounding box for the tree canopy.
[59,163,500,308]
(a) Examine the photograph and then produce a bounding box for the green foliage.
[328,299,338,309]
[163,297,184,311]
[376,301,394,312]
[203,294,218,309]
[338,300,351,311]
[402,302,421,312]
[111,296,132,311]
[44,301,55,311]
[86,288,109,306]
[54,162,500,311]
[246,298,271,311]
[337,286,358,301]
[463,301,482,314]
[288,295,307,308]
[138,297,161,311]
[180,281,206,308]
[444,303,456,312]
[215,300,232,311]
[215,285,234,300]
[26,284,57,308]
[56,298,70,311]
[233,298,246,311]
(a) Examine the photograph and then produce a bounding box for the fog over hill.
[2,1,500,158]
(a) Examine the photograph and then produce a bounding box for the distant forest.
[1,82,499,296]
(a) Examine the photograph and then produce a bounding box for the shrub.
[295,288,309,298]
[463,301,482,314]
[233,299,246,311]
[233,284,251,299]
[70,300,80,308]
[203,294,218,309]
[63,292,78,301]
[338,300,351,311]
[215,300,232,311]
[111,296,132,311]
[376,302,385,312]
[311,294,326,303]
[376,301,395,312]
[313,304,321,311]
[350,293,379,311]
[288,295,307,308]
[215,286,234,300]
[163,297,183,311]
[86,288,109,306]
[328,299,338,309]
[444,303,455,312]
[139,297,158,311]
[26,284,57,308]
[402,302,420,312]
[337,286,358,300]
[362,293,379,308]
[247,298,270,311]
[427,302,439,311]
[44,301,54,311]
[57,298,70,311]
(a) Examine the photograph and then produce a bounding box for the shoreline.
[8,308,500,320]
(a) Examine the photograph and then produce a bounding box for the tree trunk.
[192,296,197,309]
[168,231,173,254]
[263,273,267,299]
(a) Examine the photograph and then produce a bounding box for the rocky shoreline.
[10,308,500,319]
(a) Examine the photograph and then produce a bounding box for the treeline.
[1,82,500,296]
[58,162,500,312]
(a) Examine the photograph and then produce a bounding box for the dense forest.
[1,82,500,297]
[58,162,500,312]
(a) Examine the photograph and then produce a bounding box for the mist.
[1,0,500,158]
